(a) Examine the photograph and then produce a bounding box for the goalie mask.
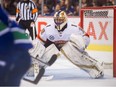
[54,10,67,31]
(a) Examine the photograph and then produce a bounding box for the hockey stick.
[32,54,57,66]
[23,67,45,84]
[23,54,57,84]
[32,23,37,40]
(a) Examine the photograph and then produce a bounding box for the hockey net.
[80,6,116,77]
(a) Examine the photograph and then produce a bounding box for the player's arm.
[16,2,20,22]
[31,1,38,22]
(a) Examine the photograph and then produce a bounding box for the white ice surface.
[21,51,116,87]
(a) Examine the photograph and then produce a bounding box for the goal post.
[80,6,116,77]
[114,6,116,77]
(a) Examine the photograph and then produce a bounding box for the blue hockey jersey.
[0,6,33,54]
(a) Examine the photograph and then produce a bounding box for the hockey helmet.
[54,10,67,31]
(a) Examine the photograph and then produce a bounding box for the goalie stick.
[32,54,57,66]
[23,67,45,84]
[23,54,57,84]
[32,24,37,40]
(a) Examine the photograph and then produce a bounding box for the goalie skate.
[81,52,104,79]
[87,61,104,79]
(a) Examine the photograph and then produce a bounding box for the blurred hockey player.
[0,5,35,86]
[30,10,104,79]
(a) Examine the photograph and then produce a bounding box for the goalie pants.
[0,47,31,86]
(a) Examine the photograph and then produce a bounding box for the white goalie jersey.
[37,22,90,50]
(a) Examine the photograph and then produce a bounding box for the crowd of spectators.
[1,0,115,16]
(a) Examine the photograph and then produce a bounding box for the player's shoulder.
[17,1,21,4]
[43,24,52,31]
[68,22,79,28]
[45,23,54,29]
[68,22,77,27]
[29,0,36,4]
[46,24,51,28]
[71,24,78,27]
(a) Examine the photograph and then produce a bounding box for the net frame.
[80,6,116,77]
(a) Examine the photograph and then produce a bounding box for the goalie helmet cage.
[80,6,116,77]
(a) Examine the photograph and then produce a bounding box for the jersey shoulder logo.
[49,35,54,40]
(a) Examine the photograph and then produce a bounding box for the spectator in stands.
[106,0,114,6]
[81,0,87,7]
[2,0,17,15]
[58,0,74,16]
[35,0,42,15]
[95,0,107,6]
[51,3,61,16]
[73,4,80,16]
[71,0,79,7]
[64,0,74,16]
[60,0,66,11]
[43,4,51,16]
[2,0,115,16]
[44,0,57,13]
[86,0,94,7]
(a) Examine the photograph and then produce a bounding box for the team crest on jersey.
[49,35,54,40]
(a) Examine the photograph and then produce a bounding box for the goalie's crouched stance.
[24,34,104,83]
[61,34,104,79]
[23,40,59,84]
[25,10,104,81]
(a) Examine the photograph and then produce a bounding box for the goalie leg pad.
[37,44,59,68]
[61,42,104,79]
[29,40,45,58]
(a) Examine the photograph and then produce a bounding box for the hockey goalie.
[25,10,104,83]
